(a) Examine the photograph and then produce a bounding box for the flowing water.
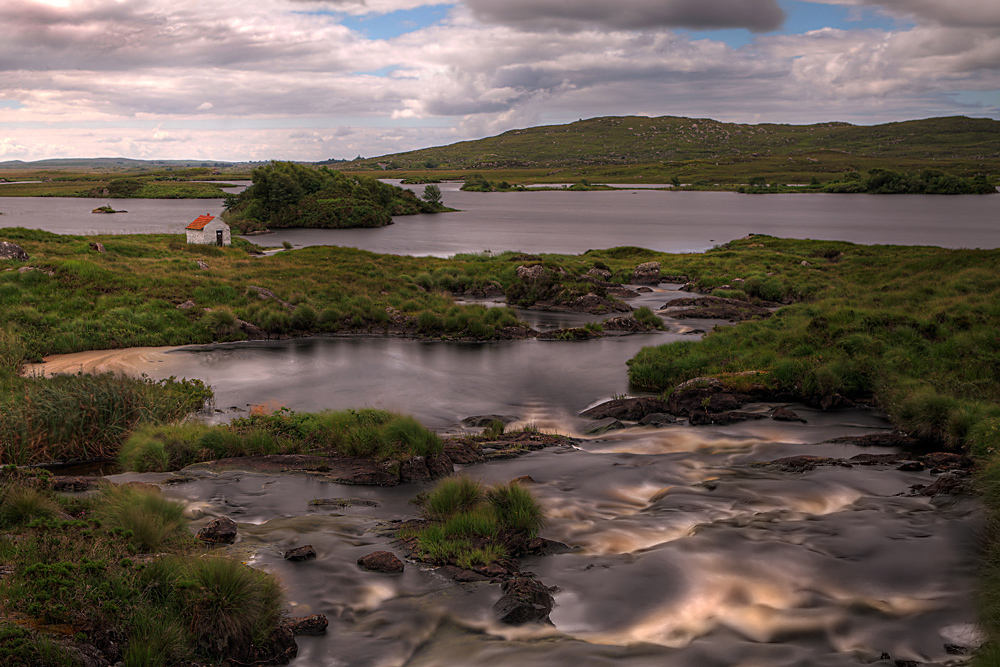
[12,187,988,664]
[100,288,982,667]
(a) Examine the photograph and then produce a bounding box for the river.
[11,188,986,665]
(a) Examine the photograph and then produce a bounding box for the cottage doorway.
[216,230,223,246]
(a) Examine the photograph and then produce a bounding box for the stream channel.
[100,285,982,667]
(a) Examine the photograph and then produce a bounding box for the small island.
[91,205,126,214]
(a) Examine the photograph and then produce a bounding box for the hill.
[346,115,1000,184]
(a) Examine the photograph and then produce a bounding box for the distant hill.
[0,157,248,171]
[348,115,1000,174]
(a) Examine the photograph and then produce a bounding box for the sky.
[1,0,998,162]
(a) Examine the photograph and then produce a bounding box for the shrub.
[423,477,483,520]
[0,486,59,528]
[204,309,239,339]
[95,485,186,552]
[291,304,318,331]
[487,482,544,537]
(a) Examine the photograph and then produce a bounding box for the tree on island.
[421,184,442,205]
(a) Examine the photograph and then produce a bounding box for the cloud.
[463,0,786,33]
[197,102,214,110]
[806,0,1000,28]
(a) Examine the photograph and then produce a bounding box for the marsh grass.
[95,484,186,552]
[0,486,59,528]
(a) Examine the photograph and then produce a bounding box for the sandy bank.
[20,346,183,378]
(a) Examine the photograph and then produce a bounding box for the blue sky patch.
[0,100,24,110]
[340,5,451,40]
[678,1,912,49]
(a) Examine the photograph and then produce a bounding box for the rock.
[772,407,807,423]
[567,293,632,314]
[586,267,612,281]
[50,475,101,492]
[897,461,925,471]
[632,261,661,285]
[358,551,404,573]
[197,516,238,544]
[426,453,454,479]
[637,412,676,426]
[438,565,489,582]
[826,433,919,448]
[243,624,297,665]
[237,318,266,339]
[585,419,625,435]
[89,242,106,253]
[462,414,518,427]
[284,614,328,636]
[247,285,294,311]
[635,286,654,293]
[308,497,379,508]
[913,473,968,497]
[0,241,28,262]
[515,264,547,281]
[920,452,972,472]
[473,562,510,578]
[400,456,432,484]
[443,440,485,464]
[690,410,764,426]
[493,577,555,625]
[197,260,210,270]
[524,537,573,554]
[756,455,840,473]
[607,286,640,299]
[819,393,855,410]
[284,545,317,562]
[581,396,671,421]
[177,300,196,309]
[511,475,535,484]
[663,296,772,321]
[849,453,909,465]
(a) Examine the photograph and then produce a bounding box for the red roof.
[186,214,216,230]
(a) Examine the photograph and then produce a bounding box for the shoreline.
[20,345,184,379]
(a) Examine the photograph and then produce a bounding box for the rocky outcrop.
[586,267,612,281]
[492,577,555,625]
[662,296,772,321]
[631,261,661,284]
[581,396,671,421]
[462,415,518,427]
[515,264,548,281]
[0,241,28,262]
[358,551,404,573]
[565,294,632,314]
[89,242,106,253]
[772,407,807,423]
[197,516,238,544]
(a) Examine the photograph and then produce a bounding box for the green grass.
[0,478,288,666]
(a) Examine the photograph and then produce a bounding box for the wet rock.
[243,624,297,665]
[607,286,640,299]
[637,412,676,426]
[755,456,841,473]
[284,614,328,636]
[325,459,402,486]
[400,456,432,484]
[632,261,661,284]
[511,475,535,484]
[50,475,101,492]
[0,241,28,262]
[426,453,454,479]
[635,286,654,293]
[920,452,972,472]
[690,410,764,426]
[308,497,379,508]
[358,551,404,573]
[945,644,969,655]
[443,440,485,464]
[581,396,671,421]
[915,473,968,497]
[772,407,807,423]
[462,414,518,427]
[897,461,925,471]
[284,545,317,561]
[493,577,555,625]
[585,419,625,435]
[438,565,490,582]
[826,433,919,448]
[197,516,238,544]
[849,453,910,465]
[819,393,855,410]
[473,562,510,578]
[525,537,573,555]
[601,315,645,332]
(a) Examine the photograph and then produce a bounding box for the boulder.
[197,516,238,544]
[284,614,328,636]
[284,545,317,562]
[637,412,676,426]
[586,267,612,281]
[0,241,28,262]
[581,396,671,421]
[197,260,210,270]
[585,419,625,435]
[492,577,555,625]
[89,242,106,254]
[771,407,807,423]
[515,264,547,281]
[921,452,972,472]
[462,414,518,427]
[358,551,404,573]
[426,453,454,479]
[567,293,632,314]
[400,456,432,484]
[632,261,661,285]
[443,440,485,464]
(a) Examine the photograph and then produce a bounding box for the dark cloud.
[463,0,786,33]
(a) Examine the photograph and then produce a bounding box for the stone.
[357,550,404,573]
[400,456,432,483]
[515,264,547,281]
[176,300,196,309]
[581,397,672,421]
[493,577,555,625]
[197,260,209,270]
[0,241,28,262]
[443,440,485,464]
[772,407,807,423]
[425,453,455,479]
[637,412,676,426]
[284,614,328,636]
[632,261,661,284]
[511,475,535,484]
[689,410,764,426]
[89,242,106,253]
[197,516,238,544]
[586,267,612,281]
[284,545,317,561]
[918,473,968,497]
[585,419,625,435]
[920,452,972,472]
[462,414,518,427]
[50,475,101,492]
[897,461,925,471]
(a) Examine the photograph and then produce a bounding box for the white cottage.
[185,214,231,246]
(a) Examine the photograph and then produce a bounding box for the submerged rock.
[197,516,238,544]
[492,577,555,625]
[772,407,807,423]
[358,551,404,573]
